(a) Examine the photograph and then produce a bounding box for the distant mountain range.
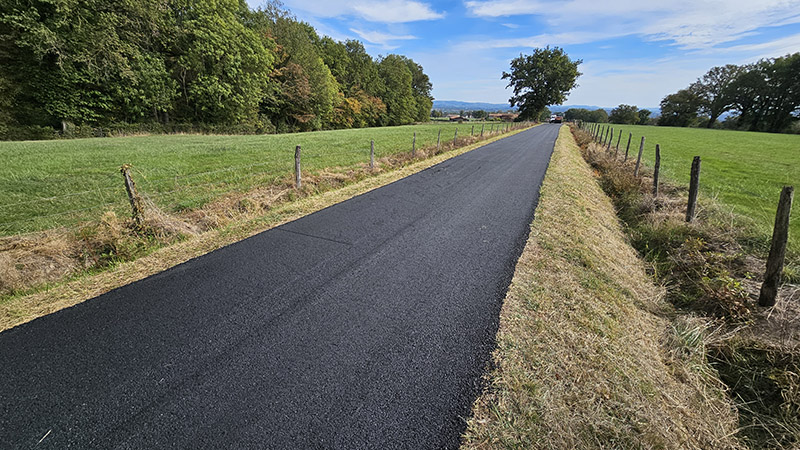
[432,100,516,112]
[433,100,660,116]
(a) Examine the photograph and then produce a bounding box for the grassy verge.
[0,125,531,332]
[462,126,741,449]
[575,125,799,449]
[583,124,799,254]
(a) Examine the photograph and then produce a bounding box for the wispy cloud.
[464,0,800,49]
[279,0,444,23]
[350,28,418,49]
[715,33,800,60]
[353,1,444,23]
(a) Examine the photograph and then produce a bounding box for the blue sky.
[245,0,800,108]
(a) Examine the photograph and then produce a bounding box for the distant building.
[448,115,469,122]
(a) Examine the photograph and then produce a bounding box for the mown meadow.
[0,122,509,235]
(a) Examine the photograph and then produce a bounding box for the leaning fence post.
[412,132,416,156]
[120,164,145,229]
[653,144,661,197]
[759,186,794,307]
[634,136,645,177]
[453,128,458,145]
[607,128,614,151]
[370,140,375,169]
[625,133,632,161]
[686,156,701,222]
[615,131,622,157]
[294,145,302,189]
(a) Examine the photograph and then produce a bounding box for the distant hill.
[434,100,660,116]
[433,100,515,112]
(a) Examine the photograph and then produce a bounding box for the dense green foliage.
[659,54,800,133]
[502,47,582,120]
[608,104,640,125]
[564,107,608,123]
[0,0,432,139]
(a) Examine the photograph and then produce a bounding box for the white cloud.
[353,0,444,23]
[350,28,418,48]
[464,0,800,49]
[276,0,444,23]
[716,33,800,60]
[464,0,547,17]
[457,31,620,50]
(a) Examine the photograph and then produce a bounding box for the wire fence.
[0,122,532,236]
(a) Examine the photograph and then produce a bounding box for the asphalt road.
[0,124,560,449]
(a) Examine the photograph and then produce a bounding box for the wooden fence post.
[653,144,661,197]
[294,145,302,189]
[481,124,485,137]
[453,128,458,145]
[615,132,622,157]
[471,125,474,136]
[120,164,145,229]
[370,140,375,169]
[686,156,701,222]
[625,133,632,161]
[412,132,416,156]
[759,186,794,306]
[634,136,645,176]
[437,128,442,152]
[607,128,614,151]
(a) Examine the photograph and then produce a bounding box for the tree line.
[0,0,433,139]
[659,53,800,133]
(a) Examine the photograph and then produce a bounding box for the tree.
[692,64,742,128]
[256,11,337,130]
[659,89,702,127]
[638,109,652,125]
[609,104,640,124]
[757,53,800,132]
[171,0,274,125]
[590,108,608,123]
[378,55,416,125]
[501,46,582,120]
[538,107,552,122]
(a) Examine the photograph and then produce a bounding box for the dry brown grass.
[573,125,800,448]
[0,126,533,332]
[462,126,742,449]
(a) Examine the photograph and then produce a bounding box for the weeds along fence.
[0,121,530,237]
[577,121,795,307]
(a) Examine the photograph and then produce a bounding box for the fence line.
[1,121,532,236]
[577,120,794,308]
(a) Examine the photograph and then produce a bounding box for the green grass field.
[0,122,512,236]
[591,124,799,253]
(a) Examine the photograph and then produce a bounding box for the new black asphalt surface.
[0,124,560,449]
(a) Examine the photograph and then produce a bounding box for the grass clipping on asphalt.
[462,126,743,449]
